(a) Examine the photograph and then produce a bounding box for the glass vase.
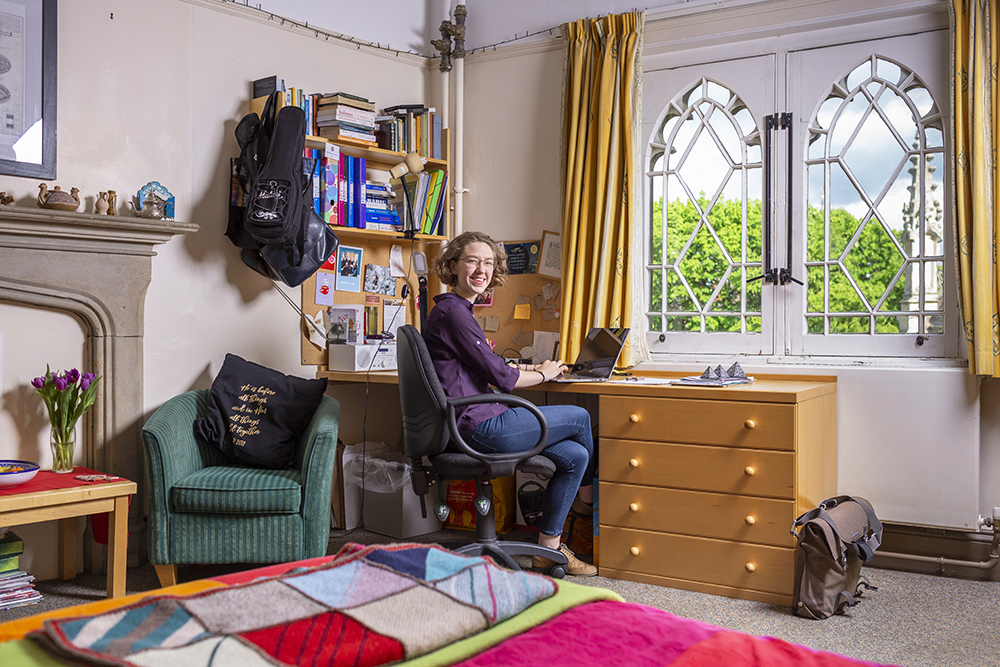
[49,425,76,474]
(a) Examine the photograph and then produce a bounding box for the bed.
[0,542,893,667]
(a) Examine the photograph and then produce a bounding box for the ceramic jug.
[95,192,110,215]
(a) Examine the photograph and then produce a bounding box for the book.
[317,120,377,137]
[354,157,367,229]
[428,172,449,236]
[395,173,421,231]
[338,152,348,226]
[383,103,429,114]
[316,105,377,125]
[345,155,355,227]
[252,75,284,99]
[317,127,378,147]
[432,112,442,160]
[0,531,24,558]
[318,93,375,112]
[421,170,445,234]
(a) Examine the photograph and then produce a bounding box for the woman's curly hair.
[434,231,509,290]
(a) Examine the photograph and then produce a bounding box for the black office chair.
[396,324,569,577]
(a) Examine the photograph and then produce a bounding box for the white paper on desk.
[389,246,406,277]
[608,376,674,385]
[533,331,560,363]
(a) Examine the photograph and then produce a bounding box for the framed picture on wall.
[335,245,363,292]
[538,231,561,280]
[0,0,56,179]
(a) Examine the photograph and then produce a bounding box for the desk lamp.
[412,250,430,330]
[390,152,428,235]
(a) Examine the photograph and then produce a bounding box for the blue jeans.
[468,405,594,537]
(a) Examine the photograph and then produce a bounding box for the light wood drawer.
[601,526,794,596]
[601,439,794,498]
[600,482,796,547]
[600,396,795,450]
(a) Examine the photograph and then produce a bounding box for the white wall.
[0,0,429,578]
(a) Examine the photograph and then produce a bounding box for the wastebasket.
[343,444,442,538]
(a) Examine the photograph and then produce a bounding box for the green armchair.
[142,389,340,588]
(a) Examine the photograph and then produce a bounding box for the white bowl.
[0,460,40,488]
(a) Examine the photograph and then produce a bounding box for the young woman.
[422,231,596,576]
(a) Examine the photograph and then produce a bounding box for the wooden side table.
[0,469,136,598]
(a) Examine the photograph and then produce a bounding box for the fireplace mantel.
[0,205,198,516]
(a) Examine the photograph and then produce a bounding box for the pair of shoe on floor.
[531,543,597,577]
[531,497,597,577]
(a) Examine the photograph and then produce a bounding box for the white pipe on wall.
[453,55,464,238]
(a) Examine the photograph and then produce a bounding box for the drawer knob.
[629,458,640,468]
[630,546,640,556]
[744,466,756,477]
[744,419,756,430]
[629,414,640,423]
[745,515,756,525]
[745,562,756,573]
[629,502,639,512]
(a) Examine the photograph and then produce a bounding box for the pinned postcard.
[484,316,500,332]
[533,331,560,363]
[542,282,559,303]
[314,271,335,306]
[512,330,533,348]
[532,294,546,310]
[542,307,559,321]
[514,303,531,320]
[389,245,406,277]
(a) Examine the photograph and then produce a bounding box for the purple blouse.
[423,292,519,436]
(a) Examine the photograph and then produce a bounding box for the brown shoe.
[531,543,597,577]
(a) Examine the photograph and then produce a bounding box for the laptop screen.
[568,327,630,378]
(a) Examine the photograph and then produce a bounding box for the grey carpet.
[2,528,996,667]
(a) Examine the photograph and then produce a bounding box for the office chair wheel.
[548,564,567,579]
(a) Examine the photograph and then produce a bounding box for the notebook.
[551,327,630,382]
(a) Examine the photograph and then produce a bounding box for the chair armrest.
[295,395,340,558]
[445,393,549,472]
[141,389,210,565]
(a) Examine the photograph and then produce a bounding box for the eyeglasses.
[458,257,495,270]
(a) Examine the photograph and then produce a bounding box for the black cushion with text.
[193,353,328,469]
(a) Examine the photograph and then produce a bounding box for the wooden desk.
[0,471,136,598]
[318,369,837,605]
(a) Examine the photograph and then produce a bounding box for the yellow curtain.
[559,12,649,367]
[953,0,1000,375]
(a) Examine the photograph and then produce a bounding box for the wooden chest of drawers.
[597,378,837,606]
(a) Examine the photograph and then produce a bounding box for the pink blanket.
[454,600,897,667]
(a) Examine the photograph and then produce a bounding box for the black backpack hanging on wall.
[227,92,338,287]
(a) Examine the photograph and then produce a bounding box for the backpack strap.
[792,495,883,563]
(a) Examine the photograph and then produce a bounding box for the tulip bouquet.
[32,367,100,473]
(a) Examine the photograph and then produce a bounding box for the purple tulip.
[66,369,80,383]
[81,377,92,391]
[82,372,96,383]
[31,377,45,389]
[53,376,68,391]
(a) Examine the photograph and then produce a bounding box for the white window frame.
[639,0,963,366]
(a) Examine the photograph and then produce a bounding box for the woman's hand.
[513,359,567,389]
[535,359,567,382]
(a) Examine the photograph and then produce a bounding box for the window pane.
[806,56,945,342]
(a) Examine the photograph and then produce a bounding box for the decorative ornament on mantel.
[31,367,101,474]
[37,184,81,212]
[0,192,13,206]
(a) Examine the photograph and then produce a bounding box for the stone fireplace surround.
[0,206,197,568]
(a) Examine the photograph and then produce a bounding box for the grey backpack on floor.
[790,495,882,619]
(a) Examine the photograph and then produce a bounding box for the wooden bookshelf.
[247,93,451,367]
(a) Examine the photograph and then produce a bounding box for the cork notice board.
[476,272,562,362]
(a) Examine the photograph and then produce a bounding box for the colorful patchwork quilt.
[0,543,900,667]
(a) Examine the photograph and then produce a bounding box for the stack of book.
[0,531,41,610]
[364,180,401,231]
[316,93,378,147]
[378,104,442,159]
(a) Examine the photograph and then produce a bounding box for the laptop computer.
[551,327,630,382]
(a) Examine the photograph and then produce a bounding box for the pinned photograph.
[538,231,561,279]
[335,245,363,292]
[364,264,396,296]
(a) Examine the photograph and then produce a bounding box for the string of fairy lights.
[209,0,647,58]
